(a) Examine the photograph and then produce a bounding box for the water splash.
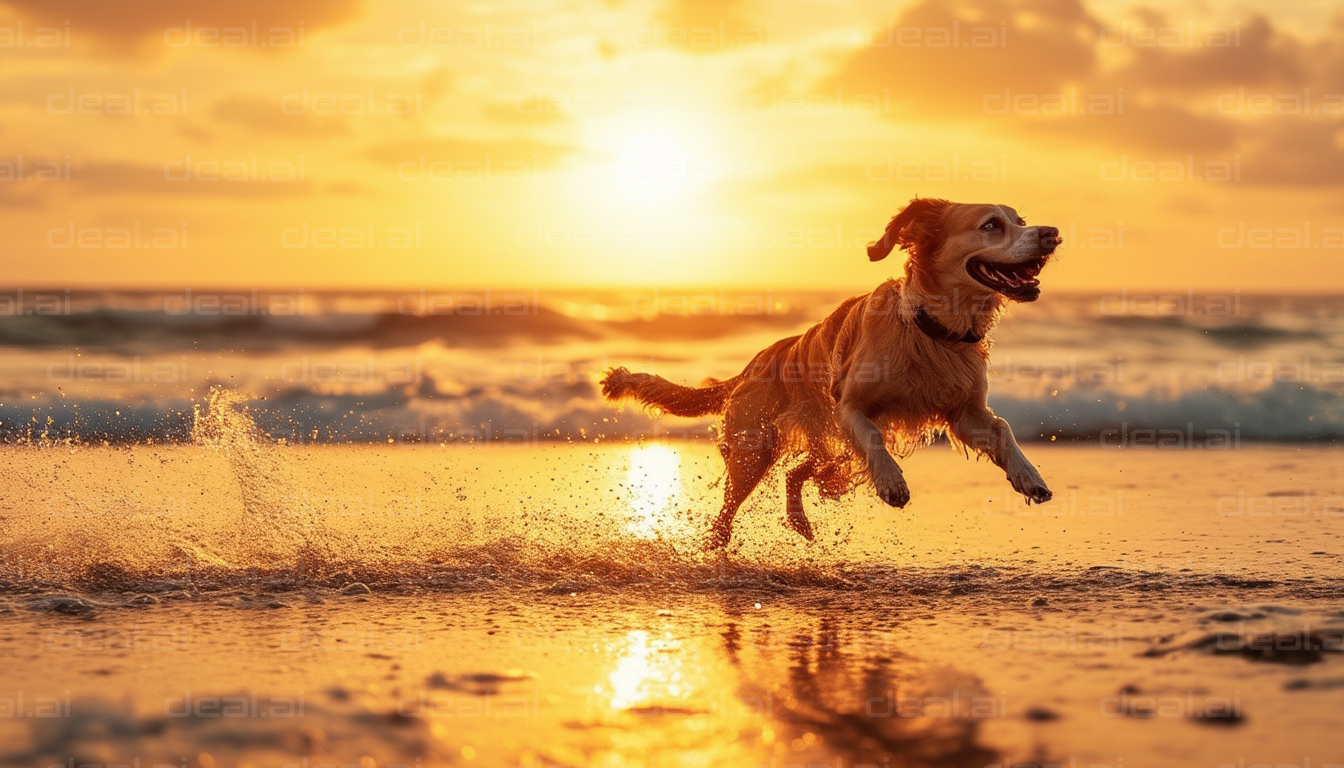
[188,387,347,579]
[190,386,268,451]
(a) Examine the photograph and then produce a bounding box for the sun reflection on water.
[605,630,686,710]
[624,444,683,539]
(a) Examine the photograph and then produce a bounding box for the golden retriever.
[602,198,1061,549]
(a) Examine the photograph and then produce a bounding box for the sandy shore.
[2,443,1343,767]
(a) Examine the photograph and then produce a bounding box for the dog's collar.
[913,306,982,345]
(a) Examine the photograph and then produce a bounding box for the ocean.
[2,288,1343,767]
[1,288,1341,446]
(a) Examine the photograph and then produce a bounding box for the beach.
[8,0,1344,763]
[3,440,1342,768]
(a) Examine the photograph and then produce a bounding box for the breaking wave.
[0,289,1340,443]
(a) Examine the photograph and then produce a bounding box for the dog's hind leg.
[783,457,816,541]
[706,421,778,550]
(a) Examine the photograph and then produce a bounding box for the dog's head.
[867,198,1061,302]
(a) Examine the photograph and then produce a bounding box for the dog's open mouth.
[967,256,1048,301]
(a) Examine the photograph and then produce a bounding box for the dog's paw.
[784,511,815,541]
[876,482,910,508]
[871,459,910,508]
[1012,477,1052,505]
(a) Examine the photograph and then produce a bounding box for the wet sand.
[2,442,1344,767]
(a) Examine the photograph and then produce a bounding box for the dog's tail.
[601,367,739,417]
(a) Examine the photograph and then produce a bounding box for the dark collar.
[913,306,982,345]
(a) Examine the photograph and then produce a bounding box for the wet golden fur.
[602,198,1062,548]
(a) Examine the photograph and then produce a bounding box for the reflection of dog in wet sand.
[602,198,1061,549]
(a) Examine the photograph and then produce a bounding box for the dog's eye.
[980,219,1001,231]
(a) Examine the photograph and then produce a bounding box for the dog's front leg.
[838,400,910,507]
[952,406,1052,504]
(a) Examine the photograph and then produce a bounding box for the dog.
[601,198,1060,549]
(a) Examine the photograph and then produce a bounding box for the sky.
[2,0,1344,292]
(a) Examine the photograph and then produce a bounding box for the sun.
[551,112,730,283]
[611,131,697,203]
[590,114,720,207]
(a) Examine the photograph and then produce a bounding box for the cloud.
[420,69,452,107]
[812,0,1344,182]
[824,0,1100,116]
[0,181,48,208]
[72,161,314,197]
[324,180,376,196]
[1029,103,1241,153]
[3,0,363,50]
[1110,15,1305,92]
[1239,122,1344,185]
[482,96,574,127]
[653,0,768,54]
[211,95,348,136]
[366,136,577,171]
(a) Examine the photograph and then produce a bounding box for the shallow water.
[3,439,1343,767]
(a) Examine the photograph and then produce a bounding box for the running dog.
[602,198,1060,548]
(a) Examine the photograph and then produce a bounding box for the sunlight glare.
[625,444,682,539]
[593,113,719,208]
[607,630,686,710]
[613,131,694,203]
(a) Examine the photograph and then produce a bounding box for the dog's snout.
[1034,226,1062,253]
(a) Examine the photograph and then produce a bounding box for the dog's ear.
[867,197,952,261]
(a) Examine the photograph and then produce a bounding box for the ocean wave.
[0,291,821,352]
[0,290,1341,443]
[2,289,1340,352]
[0,379,1339,444]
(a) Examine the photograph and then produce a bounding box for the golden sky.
[2,0,1343,291]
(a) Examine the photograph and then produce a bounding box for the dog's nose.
[1035,226,1062,253]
